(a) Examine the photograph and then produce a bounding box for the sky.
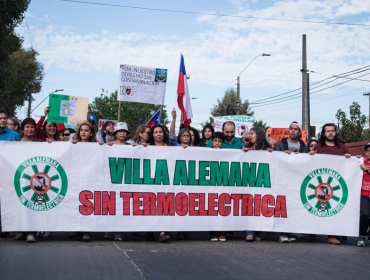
[16,0,370,133]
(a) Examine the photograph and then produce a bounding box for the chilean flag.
[147,109,162,127]
[177,54,193,128]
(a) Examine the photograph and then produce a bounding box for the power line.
[251,71,370,108]
[257,84,369,112]
[249,65,370,105]
[61,0,370,27]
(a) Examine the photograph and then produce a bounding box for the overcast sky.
[17,0,370,132]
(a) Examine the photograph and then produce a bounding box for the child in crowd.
[357,143,370,247]
[211,132,225,149]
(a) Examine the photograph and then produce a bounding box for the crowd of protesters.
[0,107,369,247]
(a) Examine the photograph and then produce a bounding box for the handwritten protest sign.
[118,64,167,105]
[214,115,255,138]
[47,94,89,125]
[268,128,307,143]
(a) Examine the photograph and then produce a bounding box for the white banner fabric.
[118,64,167,105]
[0,142,362,236]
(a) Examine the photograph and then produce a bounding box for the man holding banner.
[310,123,351,245]
[274,121,308,154]
[206,121,243,149]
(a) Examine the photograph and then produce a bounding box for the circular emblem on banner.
[155,69,167,82]
[300,168,348,217]
[14,157,68,211]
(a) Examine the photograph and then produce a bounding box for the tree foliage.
[200,117,214,128]
[2,48,44,113]
[253,120,270,132]
[88,89,169,133]
[0,0,44,116]
[336,101,370,143]
[211,88,254,117]
[0,0,29,62]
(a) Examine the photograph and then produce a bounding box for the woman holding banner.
[14,118,39,243]
[147,125,171,242]
[169,108,201,148]
[243,126,272,242]
[131,124,151,145]
[105,122,130,241]
[72,120,101,241]
[35,106,59,142]
[109,122,129,146]
[148,125,169,147]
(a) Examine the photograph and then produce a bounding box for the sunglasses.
[309,144,316,147]
[64,133,71,136]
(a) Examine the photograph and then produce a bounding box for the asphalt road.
[0,232,369,280]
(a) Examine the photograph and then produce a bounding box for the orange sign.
[267,128,307,143]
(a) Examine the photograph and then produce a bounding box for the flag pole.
[118,101,121,121]
[159,105,163,124]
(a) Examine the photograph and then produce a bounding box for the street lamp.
[30,89,64,115]
[236,53,270,115]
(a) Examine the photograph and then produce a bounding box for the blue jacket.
[0,127,21,141]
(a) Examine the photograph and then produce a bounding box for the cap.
[114,122,129,135]
[290,121,302,131]
[88,114,96,123]
[364,143,370,150]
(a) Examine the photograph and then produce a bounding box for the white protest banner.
[214,115,255,138]
[118,64,167,105]
[0,142,362,236]
[98,119,118,133]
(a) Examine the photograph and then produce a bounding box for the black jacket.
[273,138,308,153]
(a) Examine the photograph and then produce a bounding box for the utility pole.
[27,91,32,118]
[364,92,370,130]
[301,34,310,141]
[236,76,240,115]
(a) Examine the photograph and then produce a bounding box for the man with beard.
[312,124,350,157]
[310,123,351,245]
[206,121,243,149]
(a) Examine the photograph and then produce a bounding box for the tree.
[200,116,214,128]
[211,88,254,117]
[253,120,270,132]
[88,89,169,132]
[1,48,44,114]
[0,1,44,116]
[0,0,30,63]
[336,101,370,143]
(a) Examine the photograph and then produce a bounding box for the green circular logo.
[14,157,68,211]
[300,168,348,217]
[155,69,167,82]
